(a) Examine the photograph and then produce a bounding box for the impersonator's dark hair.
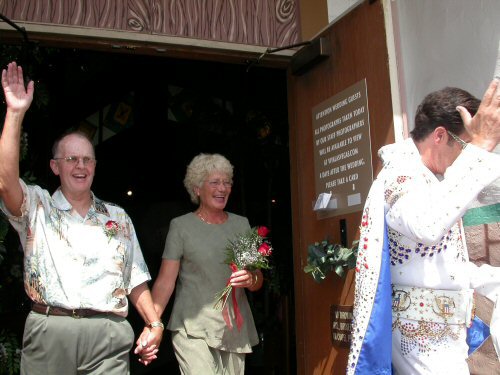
[410,87,480,141]
[52,129,94,157]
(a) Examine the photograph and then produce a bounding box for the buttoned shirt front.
[0,180,150,317]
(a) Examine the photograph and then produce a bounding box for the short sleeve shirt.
[162,212,259,352]
[0,180,150,317]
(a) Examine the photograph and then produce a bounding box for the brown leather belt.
[32,303,107,318]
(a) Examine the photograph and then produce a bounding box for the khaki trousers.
[21,311,134,375]
[172,330,245,375]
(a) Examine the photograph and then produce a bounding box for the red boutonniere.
[104,220,120,242]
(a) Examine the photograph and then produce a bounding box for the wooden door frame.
[287,1,395,373]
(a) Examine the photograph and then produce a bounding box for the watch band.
[148,321,165,329]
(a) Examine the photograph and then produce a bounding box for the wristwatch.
[148,321,165,329]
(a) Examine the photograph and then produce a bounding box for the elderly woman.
[152,153,263,374]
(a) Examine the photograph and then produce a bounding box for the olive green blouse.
[162,212,259,353]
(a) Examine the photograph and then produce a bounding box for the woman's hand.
[229,269,253,288]
[134,326,161,366]
[230,269,263,291]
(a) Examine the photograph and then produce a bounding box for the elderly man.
[0,62,161,374]
[348,79,500,374]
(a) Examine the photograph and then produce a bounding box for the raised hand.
[457,79,500,152]
[1,61,34,113]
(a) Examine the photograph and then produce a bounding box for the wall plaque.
[312,79,373,218]
[330,304,353,348]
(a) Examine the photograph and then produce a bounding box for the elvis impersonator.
[348,76,500,374]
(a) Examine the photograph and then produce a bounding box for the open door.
[287,1,395,373]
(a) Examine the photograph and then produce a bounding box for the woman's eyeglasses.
[207,180,232,188]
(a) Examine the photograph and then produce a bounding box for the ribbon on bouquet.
[222,263,244,331]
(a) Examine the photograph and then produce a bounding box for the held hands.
[134,325,163,366]
[1,62,34,113]
[457,79,500,152]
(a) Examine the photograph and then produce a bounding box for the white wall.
[392,0,500,204]
[327,0,363,23]
[394,0,500,130]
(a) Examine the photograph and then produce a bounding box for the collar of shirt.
[51,188,110,217]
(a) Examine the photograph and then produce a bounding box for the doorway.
[0,44,295,374]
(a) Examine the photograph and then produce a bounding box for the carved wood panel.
[0,0,299,47]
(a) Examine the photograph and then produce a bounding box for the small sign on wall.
[330,304,353,348]
[311,79,373,218]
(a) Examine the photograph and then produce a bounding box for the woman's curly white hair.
[184,153,234,204]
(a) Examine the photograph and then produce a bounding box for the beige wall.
[298,0,329,40]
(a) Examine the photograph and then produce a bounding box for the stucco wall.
[394,0,500,128]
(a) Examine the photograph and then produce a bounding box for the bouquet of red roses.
[213,226,273,312]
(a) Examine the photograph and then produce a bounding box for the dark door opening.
[0,44,295,374]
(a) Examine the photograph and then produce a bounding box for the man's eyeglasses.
[447,131,468,150]
[53,156,97,166]
[207,180,232,188]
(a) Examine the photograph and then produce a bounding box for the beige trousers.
[21,311,134,375]
[171,329,246,375]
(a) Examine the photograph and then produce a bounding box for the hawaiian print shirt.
[0,180,150,317]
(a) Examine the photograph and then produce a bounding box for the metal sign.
[312,79,373,218]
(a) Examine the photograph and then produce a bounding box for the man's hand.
[128,282,164,365]
[457,79,500,152]
[1,62,34,113]
[134,325,163,366]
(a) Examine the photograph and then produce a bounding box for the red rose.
[258,242,272,256]
[257,226,270,238]
[105,220,119,230]
[104,220,120,241]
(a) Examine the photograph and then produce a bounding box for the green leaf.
[335,265,345,278]
[0,328,21,375]
[346,257,357,269]
[303,238,358,283]
[311,268,326,283]
[310,246,326,259]
[303,264,316,273]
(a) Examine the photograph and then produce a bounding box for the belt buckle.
[433,295,456,319]
[72,309,82,319]
[392,289,411,312]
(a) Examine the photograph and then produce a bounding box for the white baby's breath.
[213,226,273,310]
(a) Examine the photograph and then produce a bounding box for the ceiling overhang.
[0,21,296,69]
